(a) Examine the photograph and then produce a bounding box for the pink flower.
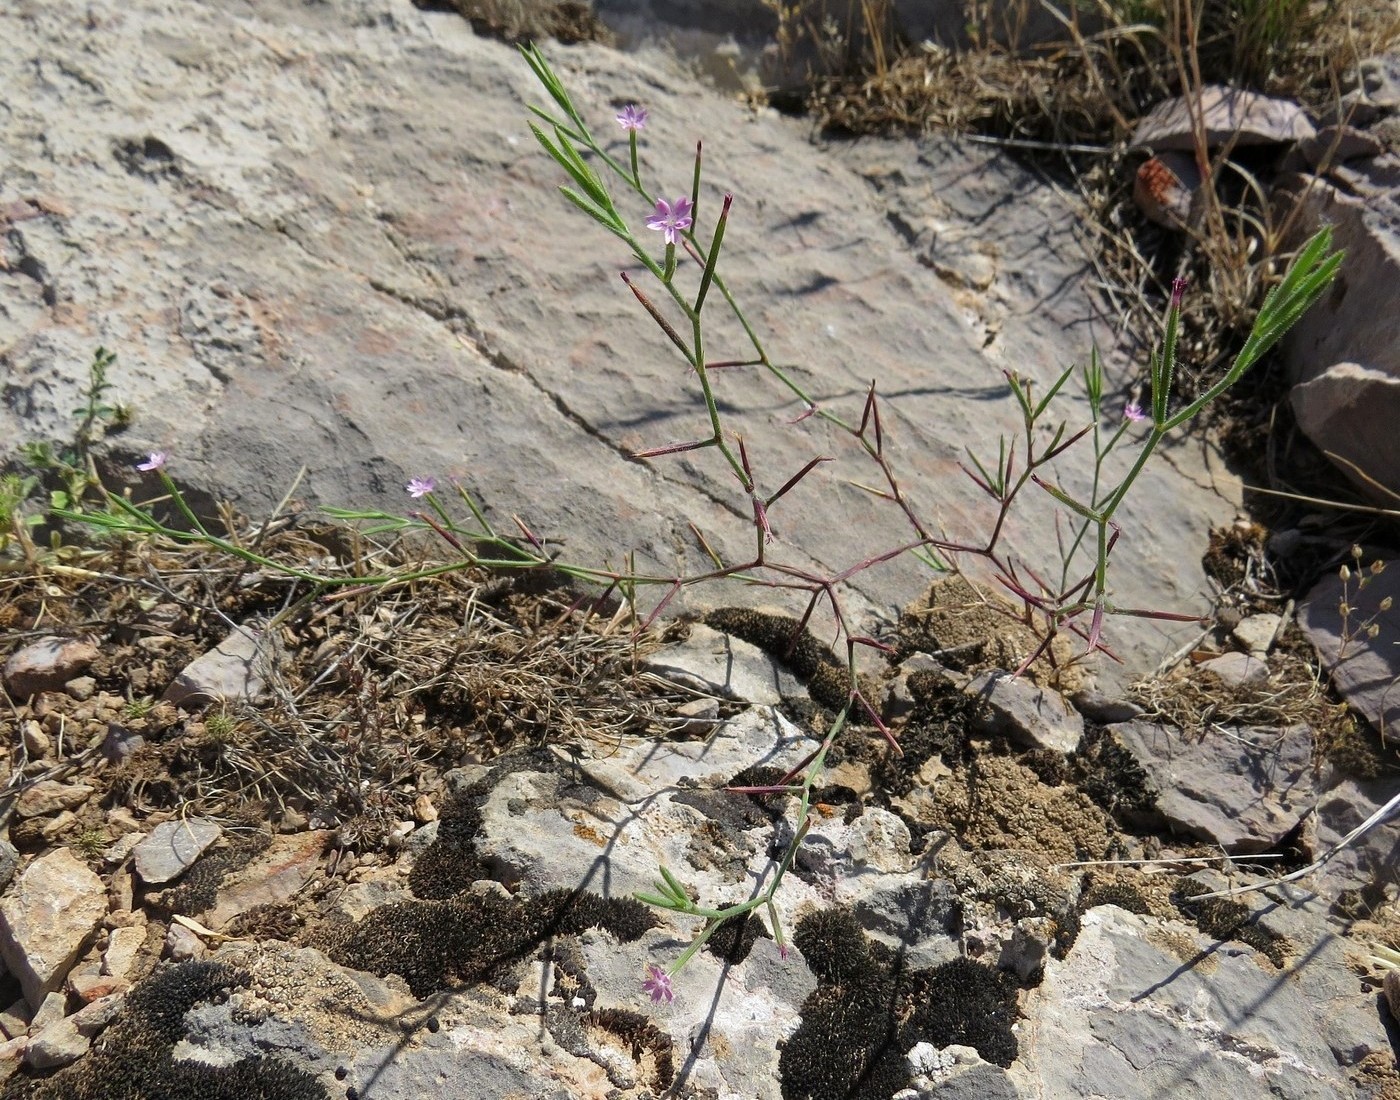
[1170,276,1189,309]
[616,104,648,132]
[642,964,674,1005]
[1124,402,1147,423]
[136,451,168,472]
[406,476,436,498]
[646,197,693,246]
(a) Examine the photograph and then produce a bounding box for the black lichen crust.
[780,910,1020,1100]
[330,887,658,999]
[0,961,326,1100]
[703,608,853,712]
[1080,877,1151,915]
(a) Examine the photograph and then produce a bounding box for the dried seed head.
[1373,560,1386,575]
[1369,624,1381,639]
[1339,565,1351,583]
[1382,596,1394,613]
[1353,544,1365,560]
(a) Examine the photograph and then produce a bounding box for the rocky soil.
[4,0,1400,1098]
[0,541,1397,1098]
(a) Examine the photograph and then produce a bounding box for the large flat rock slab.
[0,0,1239,688]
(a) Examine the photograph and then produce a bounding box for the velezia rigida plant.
[57,45,1341,1007]
[514,44,1342,998]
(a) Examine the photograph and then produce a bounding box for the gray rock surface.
[1132,86,1316,149]
[966,669,1084,753]
[1282,164,1400,503]
[12,780,94,821]
[133,818,223,885]
[644,623,808,705]
[161,626,272,710]
[0,0,1241,693]
[1014,903,1366,1099]
[1111,719,1315,853]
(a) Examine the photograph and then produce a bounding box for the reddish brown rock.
[2,637,99,701]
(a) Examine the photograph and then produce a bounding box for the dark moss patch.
[780,910,1019,1099]
[589,1007,675,1090]
[1081,878,1151,915]
[872,675,975,797]
[407,795,486,899]
[1065,724,1159,826]
[1177,893,1289,967]
[330,887,657,999]
[0,961,325,1100]
[705,912,768,965]
[704,608,854,712]
[226,902,302,941]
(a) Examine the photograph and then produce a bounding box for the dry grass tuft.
[762,0,1400,398]
[1,519,689,850]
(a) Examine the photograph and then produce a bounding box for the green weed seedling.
[3,346,131,562]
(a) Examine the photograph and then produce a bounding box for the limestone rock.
[1132,86,1315,150]
[161,626,272,709]
[0,848,107,1008]
[0,842,17,896]
[133,818,222,885]
[1281,168,1400,502]
[2,637,99,700]
[23,1016,89,1070]
[1011,906,1357,1099]
[643,623,808,705]
[163,923,205,962]
[199,830,329,931]
[1231,613,1282,656]
[1309,776,1400,902]
[102,923,147,983]
[1197,650,1268,686]
[1292,363,1400,503]
[1110,719,1314,852]
[1300,124,1386,169]
[0,0,1239,693]
[966,670,1083,754]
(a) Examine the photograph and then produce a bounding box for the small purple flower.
[1170,276,1189,309]
[646,196,693,246]
[406,476,437,498]
[1124,402,1147,423]
[642,964,674,1005]
[136,451,168,472]
[616,104,648,132]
